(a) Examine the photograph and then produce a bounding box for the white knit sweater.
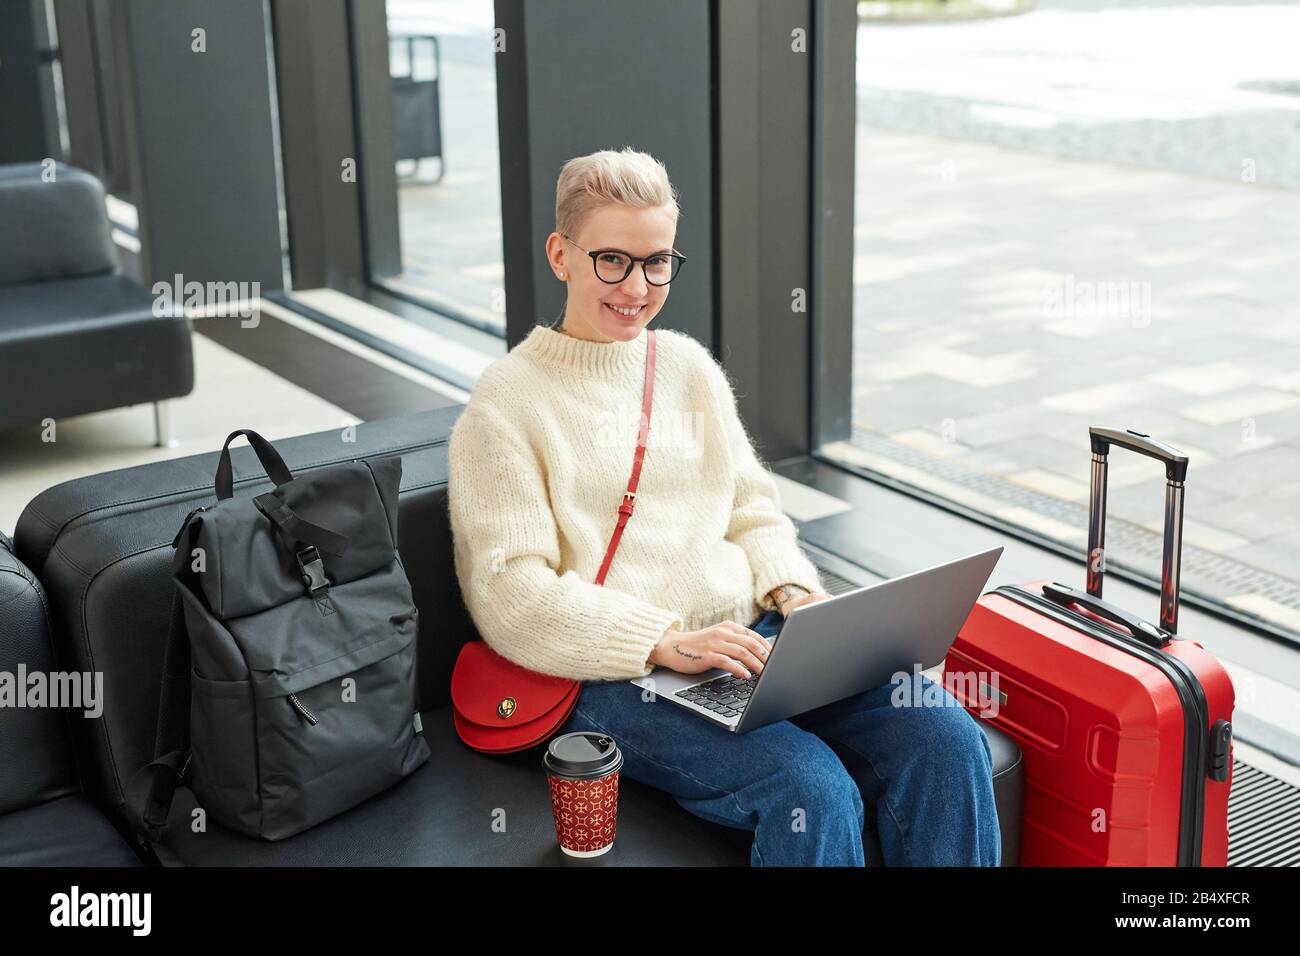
[447,322,824,683]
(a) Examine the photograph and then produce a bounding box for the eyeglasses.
[562,234,686,286]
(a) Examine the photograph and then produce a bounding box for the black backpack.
[127,430,430,842]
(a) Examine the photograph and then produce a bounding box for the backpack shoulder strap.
[124,522,199,841]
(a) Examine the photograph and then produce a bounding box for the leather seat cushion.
[0,539,80,815]
[0,273,193,428]
[0,794,142,867]
[157,705,1022,866]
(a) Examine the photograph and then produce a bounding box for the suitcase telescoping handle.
[1084,426,1189,634]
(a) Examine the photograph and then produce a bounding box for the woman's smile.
[604,302,646,320]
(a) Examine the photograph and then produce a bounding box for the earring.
[559,272,566,279]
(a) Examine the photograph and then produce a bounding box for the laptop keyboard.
[674,632,777,720]
[675,672,758,719]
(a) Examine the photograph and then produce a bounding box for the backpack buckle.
[297,546,330,596]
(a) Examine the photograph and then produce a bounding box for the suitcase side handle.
[1041,582,1171,649]
[1086,426,1187,635]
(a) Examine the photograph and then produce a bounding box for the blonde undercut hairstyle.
[555,147,680,239]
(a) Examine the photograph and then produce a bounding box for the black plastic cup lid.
[543,731,623,779]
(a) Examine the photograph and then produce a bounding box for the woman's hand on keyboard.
[649,620,771,679]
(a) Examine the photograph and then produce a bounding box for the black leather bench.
[0,533,141,866]
[9,407,1023,865]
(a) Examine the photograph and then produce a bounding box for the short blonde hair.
[555,147,679,239]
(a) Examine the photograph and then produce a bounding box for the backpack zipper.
[288,693,319,726]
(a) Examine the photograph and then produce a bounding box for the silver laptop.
[629,546,1003,733]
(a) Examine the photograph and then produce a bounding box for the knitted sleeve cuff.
[749,543,825,611]
[604,601,685,680]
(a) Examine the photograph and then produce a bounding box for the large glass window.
[829,0,1300,639]
[380,0,504,333]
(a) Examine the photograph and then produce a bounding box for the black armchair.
[0,162,194,444]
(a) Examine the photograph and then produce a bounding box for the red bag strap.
[595,329,656,586]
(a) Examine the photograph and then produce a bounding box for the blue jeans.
[560,610,1001,866]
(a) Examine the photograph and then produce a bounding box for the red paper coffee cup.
[543,732,624,857]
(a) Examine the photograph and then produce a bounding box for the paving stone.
[1224,532,1300,583]
[1194,445,1300,500]
[1162,421,1282,458]
[1182,389,1300,427]
[1239,406,1300,444]
[975,432,1094,478]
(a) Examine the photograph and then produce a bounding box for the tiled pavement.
[848,2,1300,636]
[850,123,1300,631]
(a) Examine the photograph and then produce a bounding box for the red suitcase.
[943,427,1234,866]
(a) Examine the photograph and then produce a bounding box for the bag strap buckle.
[297,546,330,596]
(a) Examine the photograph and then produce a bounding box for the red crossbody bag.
[451,329,658,753]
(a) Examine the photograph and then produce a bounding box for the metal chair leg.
[153,400,178,449]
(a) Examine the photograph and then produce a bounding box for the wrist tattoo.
[773,583,810,608]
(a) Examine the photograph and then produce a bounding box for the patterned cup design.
[547,771,620,854]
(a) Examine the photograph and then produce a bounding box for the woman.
[447,147,1000,866]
